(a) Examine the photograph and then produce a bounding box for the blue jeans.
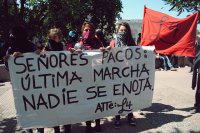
[159,55,173,70]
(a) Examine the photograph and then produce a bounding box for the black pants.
[28,129,33,133]
[38,127,59,133]
[37,128,44,133]
[170,56,179,68]
[188,57,194,72]
[54,126,60,133]
[86,119,100,127]
[115,113,133,121]
[54,125,71,133]
[195,73,200,108]
[38,125,71,133]
[64,125,71,133]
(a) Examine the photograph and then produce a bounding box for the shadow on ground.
[72,103,194,133]
[0,117,20,133]
[0,103,196,133]
[173,127,200,133]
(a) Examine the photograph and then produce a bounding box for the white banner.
[8,46,155,128]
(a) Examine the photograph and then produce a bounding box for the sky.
[120,0,199,30]
[120,0,191,20]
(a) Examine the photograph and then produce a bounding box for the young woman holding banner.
[4,25,36,133]
[100,22,137,129]
[68,22,103,133]
[37,28,71,133]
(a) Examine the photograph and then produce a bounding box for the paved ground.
[0,67,200,133]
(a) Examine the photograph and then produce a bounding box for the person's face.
[54,35,61,43]
[118,25,127,33]
[83,25,94,33]
[82,25,95,39]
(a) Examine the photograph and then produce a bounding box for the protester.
[3,25,36,133]
[155,52,163,70]
[5,26,35,56]
[80,22,103,50]
[170,55,179,68]
[136,33,141,45]
[188,57,194,73]
[178,56,185,67]
[66,22,103,133]
[35,41,45,51]
[65,30,79,50]
[188,39,199,73]
[95,29,108,47]
[0,34,6,63]
[155,53,177,71]
[74,22,103,133]
[192,38,200,113]
[101,22,137,128]
[37,28,71,133]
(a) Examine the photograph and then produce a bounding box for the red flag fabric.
[141,6,199,57]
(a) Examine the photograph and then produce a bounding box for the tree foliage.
[162,0,200,17]
[0,0,122,42]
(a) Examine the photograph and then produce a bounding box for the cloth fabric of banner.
[8,46,155,129]
[141,6,199,57]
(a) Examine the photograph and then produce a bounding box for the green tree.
[0,0,122,42]
[0,0,23,46]
[162,0,200,17]
[46,0,122,37]
[197,29,200,35]
[84,0,122,35]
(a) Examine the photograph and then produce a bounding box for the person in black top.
[6,25,35,55]
[4,25,35,71]
[192,39,200,113]
[95,29,108,47]
[4,25,36,133]
[45,28,64,51]
[38,28,71,133]
[137,33,141,45]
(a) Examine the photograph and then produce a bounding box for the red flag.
[141,6,199,57]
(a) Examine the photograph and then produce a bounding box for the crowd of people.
[2,21,200,133]
[3,22,137,133]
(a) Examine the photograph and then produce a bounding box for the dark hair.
[117,22,135,46]
[81,22,95,33]
[95,29,104,38]
[11,25,28,39]
[95,29,108,47]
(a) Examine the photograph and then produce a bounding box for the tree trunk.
[19,0,26,24]
[3,0,9,49]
